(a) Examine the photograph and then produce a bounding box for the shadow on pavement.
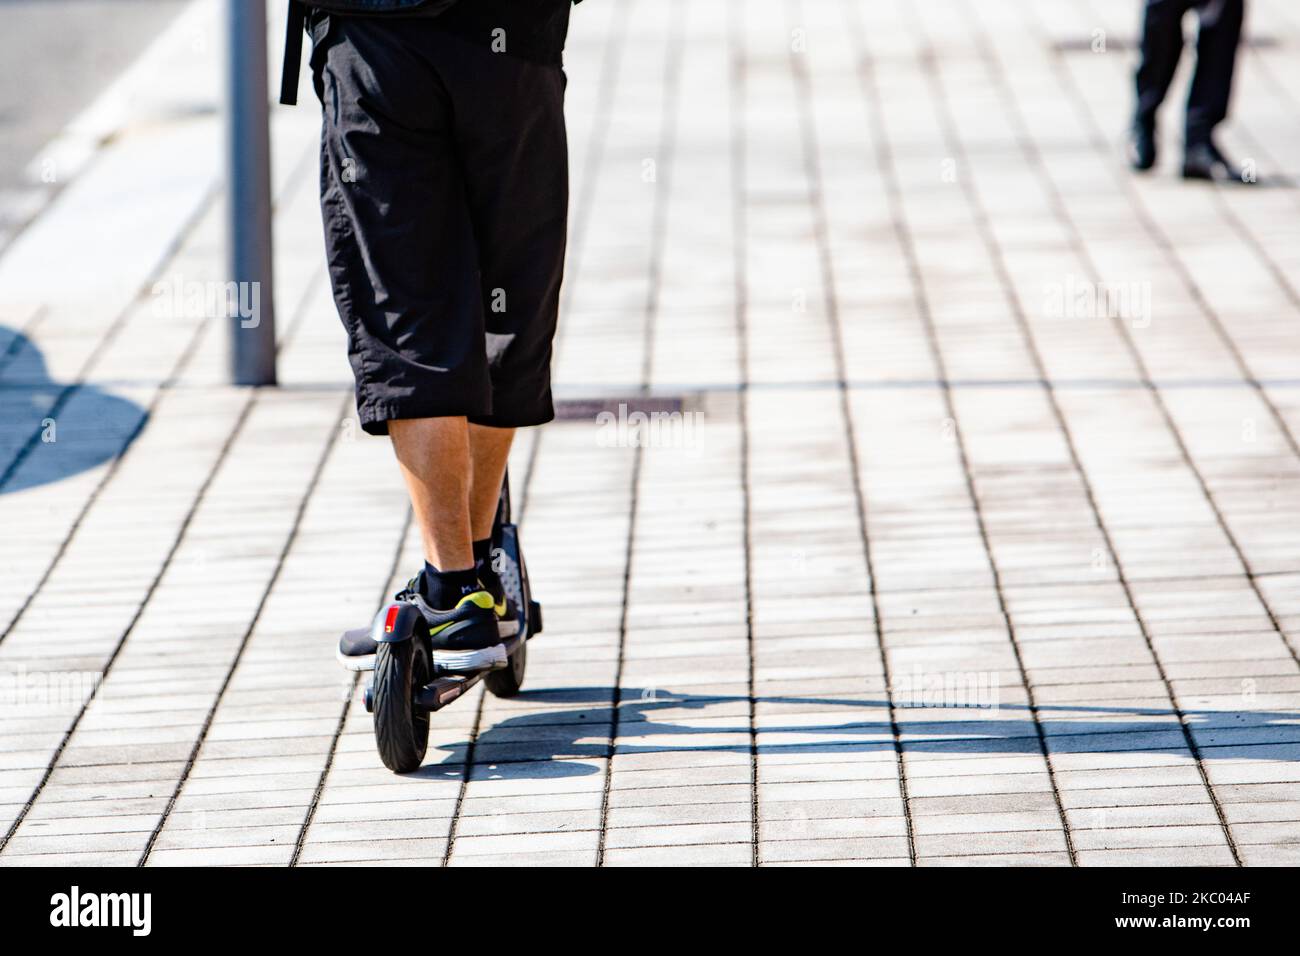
[0,327,146,494]
[422,686,1300,780]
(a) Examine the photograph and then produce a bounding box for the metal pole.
[224,0,277,385]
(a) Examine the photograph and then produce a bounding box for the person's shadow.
[414,685,1300,780]
[0,326,146,493]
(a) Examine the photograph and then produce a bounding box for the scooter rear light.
[383,605,400,634]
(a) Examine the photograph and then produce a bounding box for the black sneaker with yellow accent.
[336,572,516,673]
[406,589,501,651]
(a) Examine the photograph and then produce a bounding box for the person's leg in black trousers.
[1185,0,1244,144]
[1135,0,1191,130]
[1130,0,1192,170]
[1181,0,1249,179]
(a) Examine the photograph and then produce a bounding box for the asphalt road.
[0,0,188,200]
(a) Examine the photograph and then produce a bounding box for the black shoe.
[338,625,378,671]
[336,573,508,673]
[406,588,502,651]
[408,584,511,673]
[1183,140,1253,183]
[1128,122,1156,171]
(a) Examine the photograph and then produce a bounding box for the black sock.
[421,562,480,609]
[472,538,492,567]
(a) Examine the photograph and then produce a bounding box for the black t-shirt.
[423,0,572,65]
[316,0,573,66]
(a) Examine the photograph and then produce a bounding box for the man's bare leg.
[469,423,516,541]
[386,417,505,649]
[389,416,474,573]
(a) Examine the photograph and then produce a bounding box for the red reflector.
[384,605,400,634]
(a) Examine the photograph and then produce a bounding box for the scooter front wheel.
[372,638,431,773]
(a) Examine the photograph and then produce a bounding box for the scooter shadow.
[0,327,146,493]
[422,685,1300,781]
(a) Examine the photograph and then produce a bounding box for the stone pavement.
[1,0,1298,866]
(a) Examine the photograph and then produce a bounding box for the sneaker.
[407,589,502,651]
[335,573,514,674]
[337,625,378,671]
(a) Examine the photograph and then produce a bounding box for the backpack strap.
[279,0,307,106]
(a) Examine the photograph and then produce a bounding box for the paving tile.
[603,822,753,850]
[603,843,752,867]
[920,853,1072,867]
[759,837,912,864]
[914,829,1069,858]
[447,831,599,859]
[1075,846,1238,867]
[450,851,595,867]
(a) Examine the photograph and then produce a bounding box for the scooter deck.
[339,598,541,673]
[415,673,483,712]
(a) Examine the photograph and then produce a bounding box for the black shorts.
[310,17,568,435]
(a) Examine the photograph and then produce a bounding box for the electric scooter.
[342,473,541,773]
